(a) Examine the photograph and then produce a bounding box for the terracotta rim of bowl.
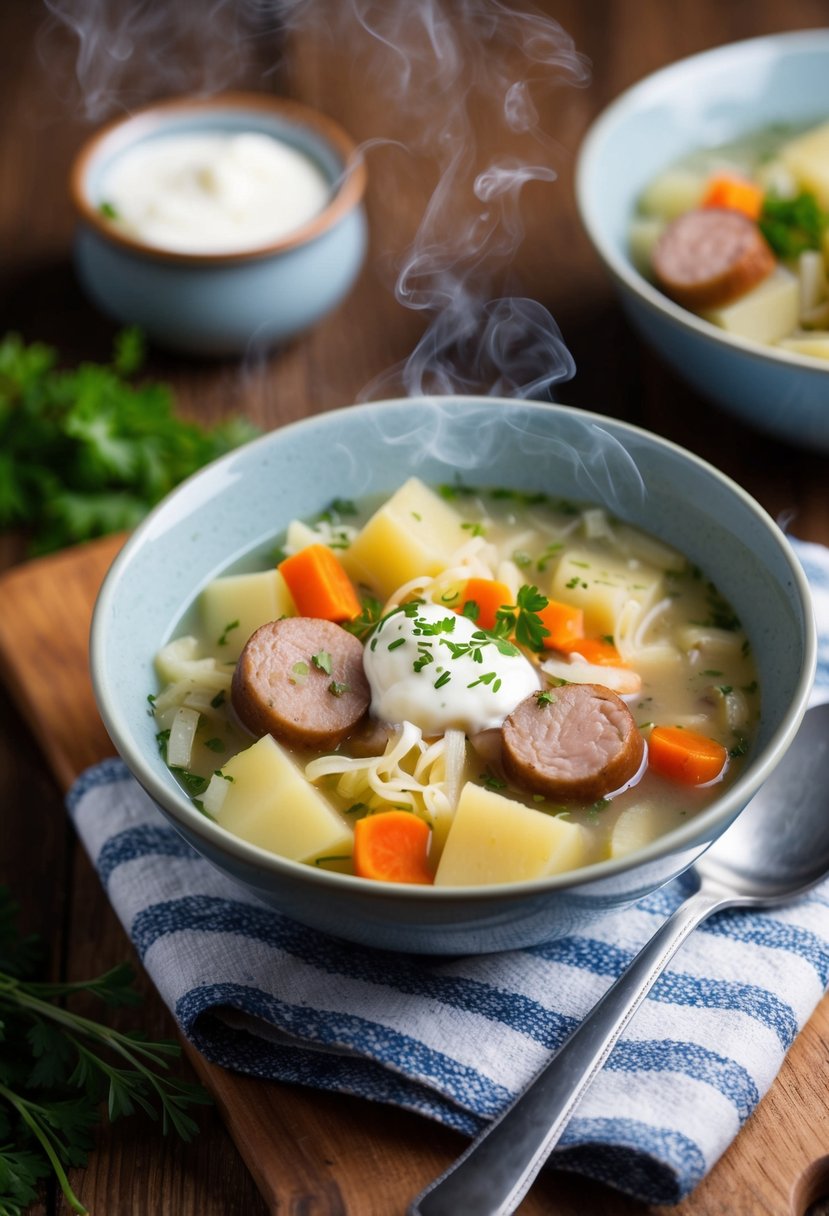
[69,91,368,266]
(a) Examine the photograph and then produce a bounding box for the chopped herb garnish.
[412,511,422,521]
[434,670,451,689]
[716,685,733,696]
[742,680,758,694]
[290,661,309,684]
[99,199,119,219]
[170,767,209,796]
[536,690,557,707]
[461,520,486,538]
[512,550,532,569]
[479,770,507,792]
[729,735,749,759]
[328,681,349,697]
[565,575,588,590]
[210,689,227,709]
[536,542,563,572]
[760,189,827,258]
[314,855,352,867]
[155,729,171,759]
[341,595,383,642]
[701,670,723,678]
[467,671,502,692]
[312,650,333,674]
[387,637,406,651]
[344,802,369,816]
[214,769,234,782]
[217,619,239,647]
[462,600,480,621]
[204,737,225,753]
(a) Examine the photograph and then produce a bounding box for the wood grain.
[1,530,828,1216]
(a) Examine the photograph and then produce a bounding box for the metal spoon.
[409,702,829,1216]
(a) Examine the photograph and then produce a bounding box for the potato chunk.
[549,548,664,638]
[609,800,663,860]
[200,569,295,661]
[779,120,829,209]
[341,477,468,600]
[213,734,353,864]
[702,265,799,344]
[433,782,589,886]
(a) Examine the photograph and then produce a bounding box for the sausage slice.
[652,207,775,311]
[231,617,370,750]
[501,683,644,803]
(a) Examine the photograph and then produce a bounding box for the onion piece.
[167,706,200,768]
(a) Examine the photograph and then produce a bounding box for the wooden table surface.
[2,1,828,1213]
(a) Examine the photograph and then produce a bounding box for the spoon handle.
[408,887,728,1216]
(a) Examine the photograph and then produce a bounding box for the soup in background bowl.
[90,397,816,953]
[575,29,829,451]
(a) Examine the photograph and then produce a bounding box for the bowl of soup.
[575,29,829,451]
[69,92,368,355]
[89,396,816,954]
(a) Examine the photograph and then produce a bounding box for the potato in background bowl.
[576,29,829,452]
[89,397,815,954]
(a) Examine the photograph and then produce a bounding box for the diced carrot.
[279,543,361,622]
[556,636,630,667]
[457,578,513,631]
[537,598,584,650]
[701,174,764,221]
[648,725,728,786]
[353,810,434,884]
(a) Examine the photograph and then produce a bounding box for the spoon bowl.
[698,703,829,901]
[411,701,829,1216]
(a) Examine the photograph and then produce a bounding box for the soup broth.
[629,118,829,358]
[152,478,759,886]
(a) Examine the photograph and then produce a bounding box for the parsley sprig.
[0,888,210,1215]
[0,329,260,555]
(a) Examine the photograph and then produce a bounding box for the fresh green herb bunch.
[0,328,260,555]
[0,887,211,1215]
[759,189,828,259]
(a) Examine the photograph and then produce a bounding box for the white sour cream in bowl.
[99,131,331,255]
[364,601,540,736]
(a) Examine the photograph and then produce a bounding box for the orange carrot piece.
[556,636,629,667]
[353,810,434,884]
[537,599,584,650]
[279,543,361,622]
[701,174,764,220]
[648,725,728,786]
[457,578,513,631]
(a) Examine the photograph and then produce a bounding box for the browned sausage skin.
[231,617,370,750]
[652,207,775,312]
[501,683,645,803]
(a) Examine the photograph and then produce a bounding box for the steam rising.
[42,0,590,399]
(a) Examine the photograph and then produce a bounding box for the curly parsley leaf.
[759,190,827,259]
[0,329,260,555]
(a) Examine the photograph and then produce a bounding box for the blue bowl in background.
[576,30,829,451]
[89,397,816,954]
[70,92,368,356]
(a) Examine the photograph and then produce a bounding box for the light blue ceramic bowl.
[90,397,816,954]
[576,30,829,451]
[70,93,368,356]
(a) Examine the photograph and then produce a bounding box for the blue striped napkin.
[67,537,829,1206]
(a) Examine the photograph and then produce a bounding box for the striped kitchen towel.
[67,536,829,1206]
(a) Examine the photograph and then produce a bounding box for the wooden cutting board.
[1,533,828,1216]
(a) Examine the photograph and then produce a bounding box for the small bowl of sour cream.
[70,92,368,356]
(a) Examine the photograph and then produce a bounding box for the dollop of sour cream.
[363,601,540,736]
[99,132,331,254]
